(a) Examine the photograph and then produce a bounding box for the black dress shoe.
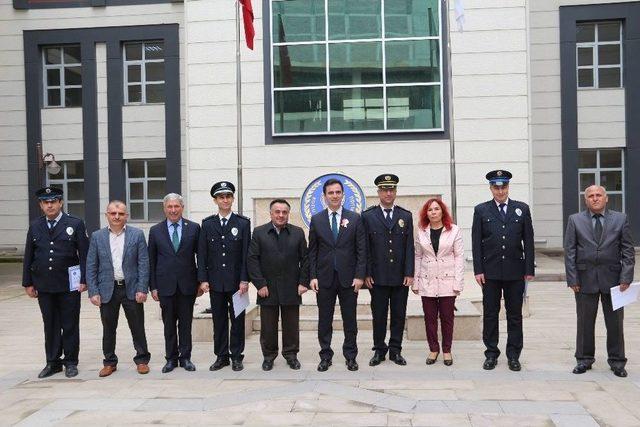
[369,353,385,366]
[483,357,498,370]
[572,363,592,374]
[317,359,332,372]
[612,367,628,378]
[64,365,78,378]
[389,353,407,366]
[38,364,63,379]
[286,358,301,370]
[426,352,439,365]
[346,359,359,371]
[162,360,177,373]
[232,359,244,371]
[209,358,230,371]
[179,359,196,371]
[508,359,521,372]
[262,360,274,371]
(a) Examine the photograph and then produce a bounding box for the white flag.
[454,0,465,32]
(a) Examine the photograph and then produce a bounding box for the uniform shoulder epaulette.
[66,213,80,220]
[363,205,378,213]
[202,214,217,222]
[235,213,250,222]
[394,205,411,214]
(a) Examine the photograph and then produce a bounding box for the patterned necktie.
[48,219,56,231]
[171,222,180,252]
[331,212,339,242]
[499,203,507,220]
[384,208,393,226]
[594,214,603,243]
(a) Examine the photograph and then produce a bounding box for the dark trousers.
[317,273,358,361]
[210,290,245,361]
[370,285,408,356]
[260,304,300,362]
[37,291,81,367]
[421,296,456,353]
[575,292,626,369]
[99,285,150,366]
[482,279,524,360]
[159,290,196,362]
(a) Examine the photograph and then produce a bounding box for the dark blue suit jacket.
[197,213,251,293]
[148,218,200,296]
[308,208,367,289]
[22,213,89,293]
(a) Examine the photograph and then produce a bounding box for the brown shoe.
[99,365,117,377]
[136,363,150,374]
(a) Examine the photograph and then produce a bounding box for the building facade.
[1,0,638,255]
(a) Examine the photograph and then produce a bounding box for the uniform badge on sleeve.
[231,227,238,236]
[66,227,74,236]
[515,208,522,217]
[398,219,405,228]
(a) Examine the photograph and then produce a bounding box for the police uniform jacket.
[22,213,89,293]
[471,199,535,281]
[362,205,414,286]
[197,213,250,293]
[247,222,309,306]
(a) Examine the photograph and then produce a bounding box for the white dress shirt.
[109,226,126,281]
[380,205,395,220]
[494,198,510,215]
[327,206,343,229]
[219,212,232,227]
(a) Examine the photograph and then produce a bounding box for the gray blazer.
[86,226,150,303]
[564,209,635,294]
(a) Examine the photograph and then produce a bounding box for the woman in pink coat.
[413,198,464,366]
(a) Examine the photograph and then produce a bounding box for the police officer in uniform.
[198,181,251,371]
[472,170,535,371]
[22,187,89,378]
[362,174,415,366]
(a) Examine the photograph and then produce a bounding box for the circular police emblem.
[300,173,366,229]
[66,227,74,236]
[497,171,503,177]
[515,208,522,217]
[231,227,238,236]
[46,188,51,194]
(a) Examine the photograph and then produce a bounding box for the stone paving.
[1,259,640,426]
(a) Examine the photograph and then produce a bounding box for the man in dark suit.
[565,185,635,377]
[472,170,535,372]
[362,174,414,366]
[309,178,367,372]
[86,200,151,377]
[22,186,89,378]
[198,181,251,372]
[247,199,309,371]
[148,193,201,373]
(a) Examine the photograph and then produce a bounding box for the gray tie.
[594,214,603,242]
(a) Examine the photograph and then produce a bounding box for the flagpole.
[235,0,244,215]
[446,0,457,222]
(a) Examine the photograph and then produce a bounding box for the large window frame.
[576,21,623,89]
[125,159,166,222]
[42,45,82,108]
[46,161,85,218]
[578,148,625,212]
[269,0,444,136]
[122,41,166,105]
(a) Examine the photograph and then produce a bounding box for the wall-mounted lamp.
[43,153,62,175]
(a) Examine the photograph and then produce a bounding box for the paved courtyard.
[1,259,640,426]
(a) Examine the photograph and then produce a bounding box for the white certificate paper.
[232,290,250,318]
[611,282,640,311]
[68,265,81,292]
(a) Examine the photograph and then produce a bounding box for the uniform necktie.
[384,208,393,226]
[499,203,507,220]
[48,219,56,230]
[171,222,180,252]
[594,213,603,242]
[331,211,339,242]
[221,217,228,229]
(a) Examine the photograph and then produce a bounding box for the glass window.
[126,159,166,222]
[46,161,85,218]
[576,22,622,89]
[271,0,442,135]
[123,41,165,104]
[42,45,82,108]
[578,149,625,212]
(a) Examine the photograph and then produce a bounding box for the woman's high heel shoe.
[443,353,453,366]
[426,352,439,365]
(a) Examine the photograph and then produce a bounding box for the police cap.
[210,181,236,197]
[374,174,399,189]
[35,186,63,201]
[485,170,512,186]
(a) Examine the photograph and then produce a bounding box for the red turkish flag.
[239,0,255,50]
